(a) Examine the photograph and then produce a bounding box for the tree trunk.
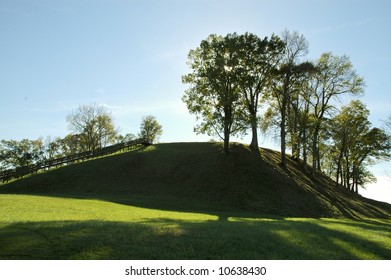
[336,149,341,186]
[292,131,300,161]
[296,136,301,161]
[317,149,321,171]
[280,116,287,168]
[302,129,308,170]
[345,155,351,191]
[336,139,345,186]
[223,112,231,154]
[292,100,301,161]
[223,136,230,154]
[311,131,318,175]
[335,167,340,186]
[249,113,259,151]
[352,165,359,193]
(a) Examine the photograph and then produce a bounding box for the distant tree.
[60,134,82,156]
[116,133,136,143]
[0,140,19,169]
[66,103,117,152]
[0,138,44,169]
[95,114,117,148]
[43,136,63,160]
[139,115,163,144]
[182,33,248,153]
[328,100,390,192]
[307,53,364,174]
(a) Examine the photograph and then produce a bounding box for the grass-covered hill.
[1,142,390,219]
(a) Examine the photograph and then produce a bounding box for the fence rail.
[0,138,148,183]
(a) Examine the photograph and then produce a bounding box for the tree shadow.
[1,218,390,260]
[275,155,391,220]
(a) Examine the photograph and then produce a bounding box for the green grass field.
[1,143,391,259]
[1,194,390,259]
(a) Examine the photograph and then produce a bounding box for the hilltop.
[1,142,390,218]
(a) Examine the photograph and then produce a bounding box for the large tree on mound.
[234,33,284,150]
[182,33,248,153]
[182,32,284,153]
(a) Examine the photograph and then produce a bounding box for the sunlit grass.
[0,194,217,223]
[1,194,390,259]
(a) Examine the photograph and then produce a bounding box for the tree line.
[182,30,390,193]
[0,104,162,172]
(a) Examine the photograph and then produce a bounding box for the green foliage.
[327,100,391,191]
[0,138,45,169]
[182,32,287,152]
[236,33,285,150]
[266,30,312,166]
[303,53,365,173]
[139,115,163,144]
[66,103,117,152]
[182,33,249,152]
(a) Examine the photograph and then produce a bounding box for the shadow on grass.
[1,218,390,260]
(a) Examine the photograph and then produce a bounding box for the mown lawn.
[0,194,390,259]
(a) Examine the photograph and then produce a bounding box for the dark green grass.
[1,194,390,259]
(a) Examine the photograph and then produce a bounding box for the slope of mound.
[1,142,390,218]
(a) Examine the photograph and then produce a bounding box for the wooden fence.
[0,138,148,183]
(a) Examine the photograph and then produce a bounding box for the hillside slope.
[1,142,390,218]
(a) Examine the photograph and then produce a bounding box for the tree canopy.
[182,30,389,193]
[139,115,163,144]
[182,33,249,153]
[66,103,117,152]
[182,32,285,153]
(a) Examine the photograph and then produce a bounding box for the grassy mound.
[1,142,390,218]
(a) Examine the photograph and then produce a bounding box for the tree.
[328,100,390,193]
[329,100,370,188]
[182,33,248,153]
[60,134,82,156]
[268,30,311,167]
[66,103,117,152]
[0,138,44,169]
[288,63,316,168]
[351,127,390,192]
[116,133,136,144]
[43,136,63,161]
[307,53,364,174]
[235,33,285,150]
[139,115,163,144]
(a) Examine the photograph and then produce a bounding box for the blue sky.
[1,0,390,202]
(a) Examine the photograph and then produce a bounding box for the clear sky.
[1,0,390,202]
